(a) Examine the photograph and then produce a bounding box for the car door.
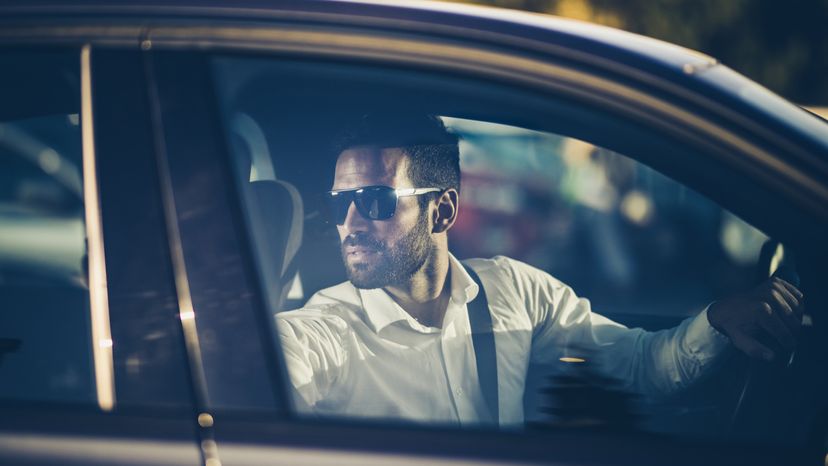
[146,6,827,466]
[0,43,201,465]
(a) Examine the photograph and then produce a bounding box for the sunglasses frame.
[325,185,442,225]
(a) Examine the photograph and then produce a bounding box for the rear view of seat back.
[231,113,305,313]
[230,111,347,313]
[243,178,304,313]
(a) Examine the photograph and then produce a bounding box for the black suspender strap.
[463,264,499,425]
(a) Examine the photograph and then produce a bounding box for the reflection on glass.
[446,117,765,316]
[0,113,94,405]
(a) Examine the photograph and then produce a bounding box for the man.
[276,114,804,427]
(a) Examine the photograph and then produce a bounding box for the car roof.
[1,0,825,155]
[0,0,715,72]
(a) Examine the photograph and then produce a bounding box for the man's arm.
[513,258,804,396]
[502,257,729,396]
[275,310,349,410]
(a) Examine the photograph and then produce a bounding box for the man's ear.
[432,189,459,233]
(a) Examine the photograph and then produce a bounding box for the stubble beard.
[342,213,433,289]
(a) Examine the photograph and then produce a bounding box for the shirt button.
[455,388,463,396]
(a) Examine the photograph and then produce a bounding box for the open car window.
[203,55,822,450]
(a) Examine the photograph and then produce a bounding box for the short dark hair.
[332,114,461,204]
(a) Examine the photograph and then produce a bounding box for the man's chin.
[346,264,388,289]
[349,276,387,290]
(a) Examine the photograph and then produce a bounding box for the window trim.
[80,43,116,412]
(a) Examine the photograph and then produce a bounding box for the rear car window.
[0,49,93,404]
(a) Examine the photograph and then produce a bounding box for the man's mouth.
[345,245,379,259]
[342,233,384,262]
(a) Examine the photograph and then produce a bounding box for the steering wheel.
[727,239,800,436]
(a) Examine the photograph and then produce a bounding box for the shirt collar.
[448,252,480,307]
[357,253,480,333]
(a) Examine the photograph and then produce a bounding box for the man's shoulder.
[276,281,361,328]
[461,255,538,277]
[305,280,362,307]
[461,255,566,289]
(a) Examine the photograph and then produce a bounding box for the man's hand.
[707,277,804,362]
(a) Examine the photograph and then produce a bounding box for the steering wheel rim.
[727,239,800,435]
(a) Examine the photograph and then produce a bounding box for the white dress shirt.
[276,254,730,427]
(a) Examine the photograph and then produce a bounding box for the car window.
[0,51,93,404]
[0,47,199,418]
[208,55,820,448]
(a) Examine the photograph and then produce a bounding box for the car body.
[0,1,826,465]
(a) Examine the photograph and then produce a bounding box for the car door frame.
[145,11,826,466]
[0,39,202,466]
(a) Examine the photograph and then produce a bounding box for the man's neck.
[383,249,451,328]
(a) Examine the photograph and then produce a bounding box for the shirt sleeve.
[505,258,730,396]
[275,310,349,410]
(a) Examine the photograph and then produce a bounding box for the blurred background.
[448,0,828,114]
[443,117,766,319]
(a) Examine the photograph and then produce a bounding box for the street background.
[450,0,828,111]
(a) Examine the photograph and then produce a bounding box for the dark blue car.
[0,1,826,465]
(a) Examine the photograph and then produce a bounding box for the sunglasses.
[324,185,442,225]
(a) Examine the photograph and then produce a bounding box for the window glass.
[0,50,93,404]
[211,57,813,446]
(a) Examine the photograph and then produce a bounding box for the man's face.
[332,146,433,289]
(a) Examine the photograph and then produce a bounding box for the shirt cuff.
[683,305,730,360]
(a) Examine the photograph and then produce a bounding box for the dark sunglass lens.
[355,187,397,220]
[326,192,352,225]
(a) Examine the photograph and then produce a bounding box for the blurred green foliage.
[450,0,828,104]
